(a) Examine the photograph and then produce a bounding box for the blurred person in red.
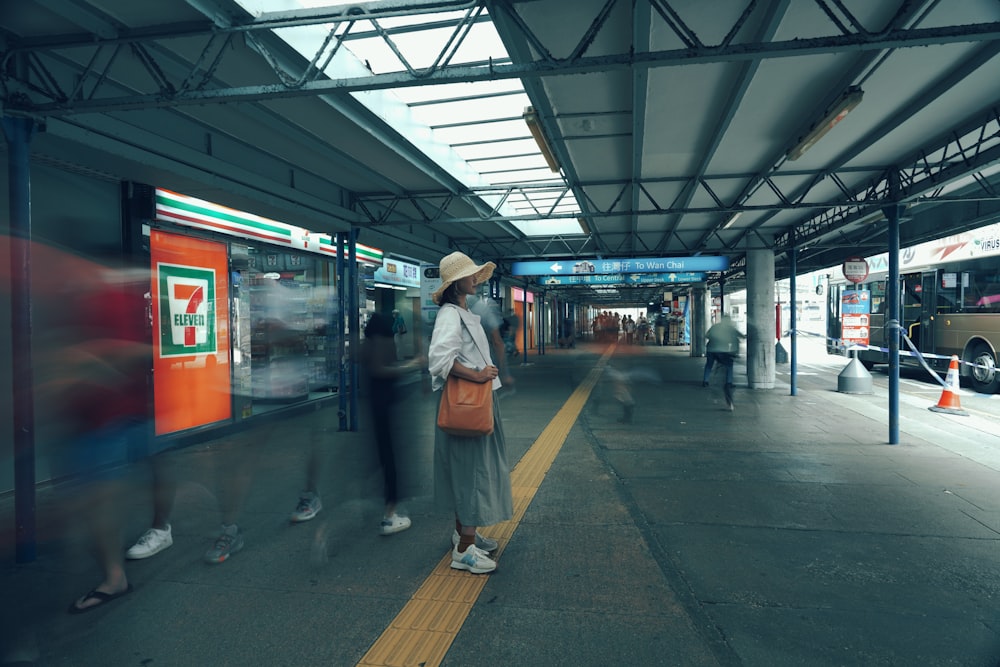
[33,247,152,613]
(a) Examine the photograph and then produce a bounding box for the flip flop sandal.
[67,584,133,615]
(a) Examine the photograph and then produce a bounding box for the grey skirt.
[433,391,513,527]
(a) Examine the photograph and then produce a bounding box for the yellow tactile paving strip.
[357,347,612,667]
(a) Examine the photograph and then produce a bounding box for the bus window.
[970,272,1000,311]
[962,271,979,309]
[870,280,886,314]
[937,271,959,314]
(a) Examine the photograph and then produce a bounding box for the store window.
[151,188,383,433]
[231,243,339,418]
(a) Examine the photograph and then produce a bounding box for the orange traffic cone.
[929,355,969,416]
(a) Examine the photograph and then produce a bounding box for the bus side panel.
[939,313,994,361]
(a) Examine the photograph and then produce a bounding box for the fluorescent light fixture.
[373,282,408,291]
[722,212,742,230]
[523,106,561,172]
[786,86,864,161]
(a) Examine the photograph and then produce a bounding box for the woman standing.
[428,252,513,574]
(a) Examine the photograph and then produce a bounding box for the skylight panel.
[453,138,539,160]
[233,0,584,238]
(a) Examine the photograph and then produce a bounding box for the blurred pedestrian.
[469,295,515,395]
[654,312,666,346]
[125,435,258,564]
[286,284,339,526]
[702,314,745,410]
[198,273,307,563]
[361,312,424,535]
[35,250,151,613]
[124,455,175,560]
[501,310,519,358]
[637,315,649,344]
[560,315,575,348]
[428,252,512,574]
[125,272,296,565]
[391,309,407,360]
[623,315,636,344]
[608,365,635,423]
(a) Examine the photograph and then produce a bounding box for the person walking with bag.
[428,252,513,574]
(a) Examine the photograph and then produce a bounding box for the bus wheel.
[969,343,1000,394]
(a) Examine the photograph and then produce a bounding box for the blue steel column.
[538,293,545,355]
[348,229,359,432]
[336,233,347,431]
[553,296,559,347]
[884,172,902,444]
[690,283,707,357]
[4,116,38,563]
[521,283,528,365]
[789,244,798,396]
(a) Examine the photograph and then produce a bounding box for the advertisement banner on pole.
[841,289,871,347]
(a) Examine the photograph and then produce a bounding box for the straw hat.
[432,251,496,305]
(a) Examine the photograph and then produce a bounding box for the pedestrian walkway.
[3,341,1000,666]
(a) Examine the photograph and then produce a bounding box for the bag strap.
[457,311,491,369]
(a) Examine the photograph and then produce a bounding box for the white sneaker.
[379,514,411,535]
[126,525,173,560]
[451,530,498,552]
[450,544,496,574]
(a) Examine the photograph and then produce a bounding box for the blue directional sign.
[537,272,706,286]
[511,256,728,276]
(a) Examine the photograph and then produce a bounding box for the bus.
[826,221,1000,394]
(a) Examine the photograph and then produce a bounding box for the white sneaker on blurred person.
[451,530,498,552]
[290,492,322,523]
[379,513,411,535]
[126,525,173,560]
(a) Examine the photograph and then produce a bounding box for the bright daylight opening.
[233,0,586,237]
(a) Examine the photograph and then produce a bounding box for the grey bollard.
[775,341,788,364]
[838,357,873,394]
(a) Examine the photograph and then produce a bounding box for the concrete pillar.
[746,235,776,389]
[690,283,708,357]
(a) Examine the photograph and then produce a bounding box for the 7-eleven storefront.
[147,188,381,439]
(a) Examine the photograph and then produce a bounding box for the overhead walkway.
[3,340,1000,666]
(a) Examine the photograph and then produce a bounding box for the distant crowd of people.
[590,311,668,345]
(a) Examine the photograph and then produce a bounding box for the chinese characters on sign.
[842,256,869,284]
[511,256,728,276]
[374,258,421,288]
[536,272,706,286]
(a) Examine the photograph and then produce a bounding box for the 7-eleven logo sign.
[158,263,217,357]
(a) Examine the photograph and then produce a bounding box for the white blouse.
[428,303,502,392]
